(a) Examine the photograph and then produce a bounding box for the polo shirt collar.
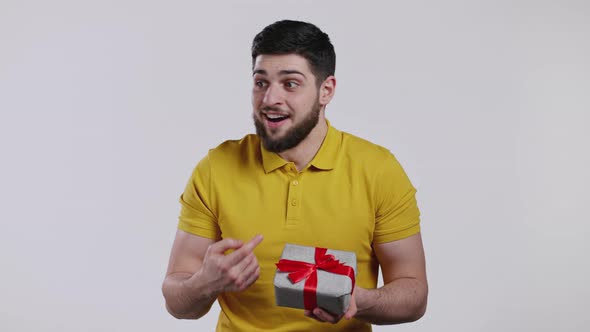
[261,144,289,173]
[309,119,339,171]
[260,119,340,173]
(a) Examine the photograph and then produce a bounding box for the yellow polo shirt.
[178,120,421,331]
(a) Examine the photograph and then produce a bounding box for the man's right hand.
[189,234,264,295]
[163,231,263,319]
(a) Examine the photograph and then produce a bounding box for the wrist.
[185,270,219,301]
[354,286,377,315]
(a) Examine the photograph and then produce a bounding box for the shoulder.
[209,134,259,154]
[333,128,411,185]
[206,133,260,165]
[337,128,395,165]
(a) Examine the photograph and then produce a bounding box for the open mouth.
[265,113,290,122]
[264,113,290,128]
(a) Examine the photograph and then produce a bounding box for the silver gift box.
[274,243,357,315]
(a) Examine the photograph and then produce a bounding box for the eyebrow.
[252,69,307,78]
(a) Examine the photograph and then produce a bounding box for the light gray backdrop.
[1,0,589,331]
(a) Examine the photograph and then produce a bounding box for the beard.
[253,98,321,153]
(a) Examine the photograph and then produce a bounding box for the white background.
[1,1,589,331]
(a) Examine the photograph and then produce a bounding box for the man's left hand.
[304,286,360,323]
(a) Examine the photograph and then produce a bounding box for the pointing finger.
[226,234,263,265]
[207,238,244,255]
[244,234,264,250]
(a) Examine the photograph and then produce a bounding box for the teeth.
[266,114,288,119]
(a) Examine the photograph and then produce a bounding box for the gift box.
[274,243,357,315]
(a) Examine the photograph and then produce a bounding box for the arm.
[306,232,428,324]
[161,230,263,319]
[355,232,428,324]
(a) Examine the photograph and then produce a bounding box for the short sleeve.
[177,154,221,240]
[373,152,421,244]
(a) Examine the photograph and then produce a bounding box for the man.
[162,20,428,331]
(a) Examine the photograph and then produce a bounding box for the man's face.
[252,54,323,153]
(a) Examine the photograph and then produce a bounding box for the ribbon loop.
[276,247,356,310]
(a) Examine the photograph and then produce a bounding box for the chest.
[214,168,376,250]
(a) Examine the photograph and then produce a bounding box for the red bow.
[276,247,356,310]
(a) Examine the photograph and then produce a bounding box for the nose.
[262,83,284,106]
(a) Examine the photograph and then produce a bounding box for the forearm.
[162,271,218,320]
[355,277,428,325]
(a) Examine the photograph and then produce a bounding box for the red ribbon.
[276,247,356,310]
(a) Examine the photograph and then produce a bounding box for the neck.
[279,116,328,171]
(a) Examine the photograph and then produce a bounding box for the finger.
[226,234,263,265]
[239,254,259,276]
[224,252,254,281]
[207,238,244,255]
[241,234,263,253]
[236,265,260,291]
[226,254,259,291]
[343,301,357,320]
[230,253,258,282]
[304,310,323,322]
[313,308,342,324]
[344,287,358,320]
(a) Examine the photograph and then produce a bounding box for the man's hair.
[251,20,336,86]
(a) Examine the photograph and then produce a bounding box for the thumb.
[344,288,358,320]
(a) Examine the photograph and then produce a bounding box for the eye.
[254,80,268,89]
[284,81,299,89]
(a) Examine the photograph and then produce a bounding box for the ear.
[319,76,336,105]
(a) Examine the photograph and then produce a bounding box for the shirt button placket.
[285,167,301,225]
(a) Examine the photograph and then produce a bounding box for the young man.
[162,20,428,331]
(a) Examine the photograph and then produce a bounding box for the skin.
[304,233,428,324]
[162,233,263,319]
[251,54,335,170]
[162,54,428,325]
